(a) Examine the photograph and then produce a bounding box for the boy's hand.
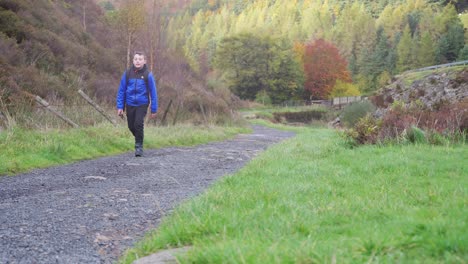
[117,109,124,117]
[150,113,157,119]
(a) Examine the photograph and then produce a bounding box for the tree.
[333,2,376,59]
[266,39,304,104]
[100,1,115,11]
[436,35,450,63]
[458,45,468,60]
[417,31,436,67]
[397,25,413,72]
[357,26,393,92]
[215,33,302,103]
[330,80,360,98]
[215,33,272,100]
[303,39,351,100]
[118,0,146,68]
[437,23,465,62]
[372,27,392,75]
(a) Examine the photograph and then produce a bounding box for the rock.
[94,234,111,244]
[328,117,341,129]
[375,68,468,111]
[103,213,119,220]
[84,176,107,181]
[132,247,191,264]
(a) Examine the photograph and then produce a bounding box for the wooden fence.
[332,96,363,106]
[279,96,364,108]
[406,60,468,73]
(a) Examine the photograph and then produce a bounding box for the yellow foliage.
[461,13,468,29]
[331,80,361,98]
[378,71,392,88]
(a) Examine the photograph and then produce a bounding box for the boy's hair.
[133,51,146,60]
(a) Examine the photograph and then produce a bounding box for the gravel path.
[0,125,294,264]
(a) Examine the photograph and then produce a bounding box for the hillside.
[166,0,467,104]
[372,66,468,110]
[95,0,192,12]
[0,0,121,108]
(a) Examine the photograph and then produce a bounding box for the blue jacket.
[116,65,158,113]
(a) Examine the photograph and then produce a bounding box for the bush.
[340,100,376,127]
[255,90,272,105]
[342,114,381,146]
[426,131,449,145]
[378,100,467,145]
[405,126,426,144]
[379,109,417,141]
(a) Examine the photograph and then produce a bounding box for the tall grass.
[0,124,249,175]
[120,124,467,263]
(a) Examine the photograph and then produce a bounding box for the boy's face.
[133,54,146,69]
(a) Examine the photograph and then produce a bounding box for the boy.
[116,51,158,157]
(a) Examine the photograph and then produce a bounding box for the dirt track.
[0,125,295,264]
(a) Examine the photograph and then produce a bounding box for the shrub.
[378,99,467,144]
[340,100,376,127]
[426,131,449,145]
[255,90,272,105]
[370,95,385,108]
[342,114,381,146]
[405,126,427,144]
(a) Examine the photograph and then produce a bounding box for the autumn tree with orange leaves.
[303,39,351,100]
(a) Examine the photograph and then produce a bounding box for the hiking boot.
[135,143,143,157]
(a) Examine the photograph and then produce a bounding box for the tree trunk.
[127,32,132,68]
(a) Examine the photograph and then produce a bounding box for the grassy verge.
[120,123,467,263]
[241,105,330,120]
[401,65,467,86]
[0,124,250,176]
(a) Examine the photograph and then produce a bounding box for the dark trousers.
[126,104,148,146]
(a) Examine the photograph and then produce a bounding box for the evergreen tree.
[442,23,465,61]
[372,27,391,75]
[417,31,436,67]
[407,11,421,36]
[387,32,399,73]
[358,26,392,92]
[458,45,468,60]
[436,20,465,63]
[348,53,359,77]
[436,35,450,63]
[397,25,413,72]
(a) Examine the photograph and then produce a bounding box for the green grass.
[401,65,467,86]
[120,123,467,263]
[0,124,249,176]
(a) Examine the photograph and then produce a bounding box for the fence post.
[160,99,173,126]
[78,90,116,126]
[35,96,79,128]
